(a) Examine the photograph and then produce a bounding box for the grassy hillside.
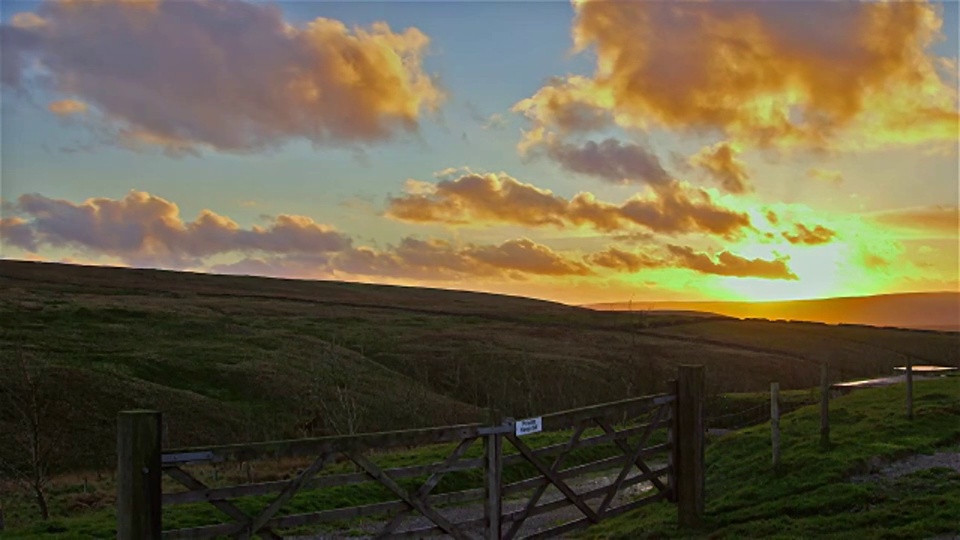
[1,259,957,477]
[583,376,960,539]
[588,291,960,331]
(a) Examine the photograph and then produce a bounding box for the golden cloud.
[690,142,750,194]
[666,245,798,280]
[385,172,752,238]
[781,224,838,245]
[516,0,958,151]
[2,0,443,154]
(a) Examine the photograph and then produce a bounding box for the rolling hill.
[1,259,958,474]
[586,291,960,331]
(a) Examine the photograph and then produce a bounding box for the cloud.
[1,217,38,252]
[465,238,592,276]
[587,245,798,280]
[689,142,750,193]
[586,247,665,273]
[666,245,798,280]
[781,223,837,245]
[807,168,844,185]
[514,1,958,151]
[9,190,352,266]
[4,190,598,282]
[541,137,671,185]
[47,99,88,115]
[385,172,752,238]
[2,0,443,155]
[872,205,959,237]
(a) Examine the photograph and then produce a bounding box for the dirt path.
[295,466,661,539]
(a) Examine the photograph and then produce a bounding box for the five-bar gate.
[117,365,705,539]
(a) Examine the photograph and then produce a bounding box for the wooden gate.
[117,366,704,539]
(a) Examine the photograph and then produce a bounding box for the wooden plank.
[483,410,503,540]
[504,423,586,540]
[906,356,914,421]
[667,379,679,503]
[499,417,670,468]
[347,452,473,540]
[502,464,669,525]
[504,433,599,524]
[238,452,333,538]
[771,382,781,468]
[377,437,476,538]
[538,393,673,432]
[820,362,830,448]
[595,411,669,497]
[164,467,279,540]
[595,406,667,515]
[117,410,162,540]
[602,489,668,519]
[677,365,705,528]
[501,443,670,496]
[164,423,488,463]
[163,456,485,505]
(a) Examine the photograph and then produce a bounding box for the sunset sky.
[1,0,958,305]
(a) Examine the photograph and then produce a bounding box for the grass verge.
[581,376,960,539]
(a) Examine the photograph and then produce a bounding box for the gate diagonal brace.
[595,405,670,501]
[375,437,477,539]
[347,451,475,540]
[164,466,280,540]
[505,433,600,524]
[233,452,334,539]
[504,423,587,540]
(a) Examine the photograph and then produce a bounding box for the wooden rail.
[116,366,705,539]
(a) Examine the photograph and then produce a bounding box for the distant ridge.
[585,291,960,332]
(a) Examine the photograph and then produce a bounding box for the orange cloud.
[47,99,87,115]
[465,238,592,277]
[690,142,749,194]
[587,247,665,273]
[781,224,837,245]
[588,245,797,280]
[666,245,798,280]
[516,1,957,151]
[872,206,959,237]
[2,0,443,154]
[385,172,752,238]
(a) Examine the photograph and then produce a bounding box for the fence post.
[483,409,503,540]
[906,356,913,421]
[677,365,704,528]
[820,362,830,449]
[666,379,679,503]
[117,410,161,540]
[770,382,780,469]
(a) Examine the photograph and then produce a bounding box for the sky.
[1,0,958,305]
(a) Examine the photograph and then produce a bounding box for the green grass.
[581,377,960,539]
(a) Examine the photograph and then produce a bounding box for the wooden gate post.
[770,382,781,469]
[676,365,704,528]
[820,362,830,449]
[906,356,913,421]
[666,379,679,503]
[483,409,503,540]
[117,410,161,540]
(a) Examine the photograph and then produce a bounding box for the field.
[1,260,958,533]
[583,376,960,539]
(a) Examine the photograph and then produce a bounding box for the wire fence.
[705,392,821,432]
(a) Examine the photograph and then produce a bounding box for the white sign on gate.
[515,417,543,436]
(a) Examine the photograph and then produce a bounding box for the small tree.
[0,346,71,520]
